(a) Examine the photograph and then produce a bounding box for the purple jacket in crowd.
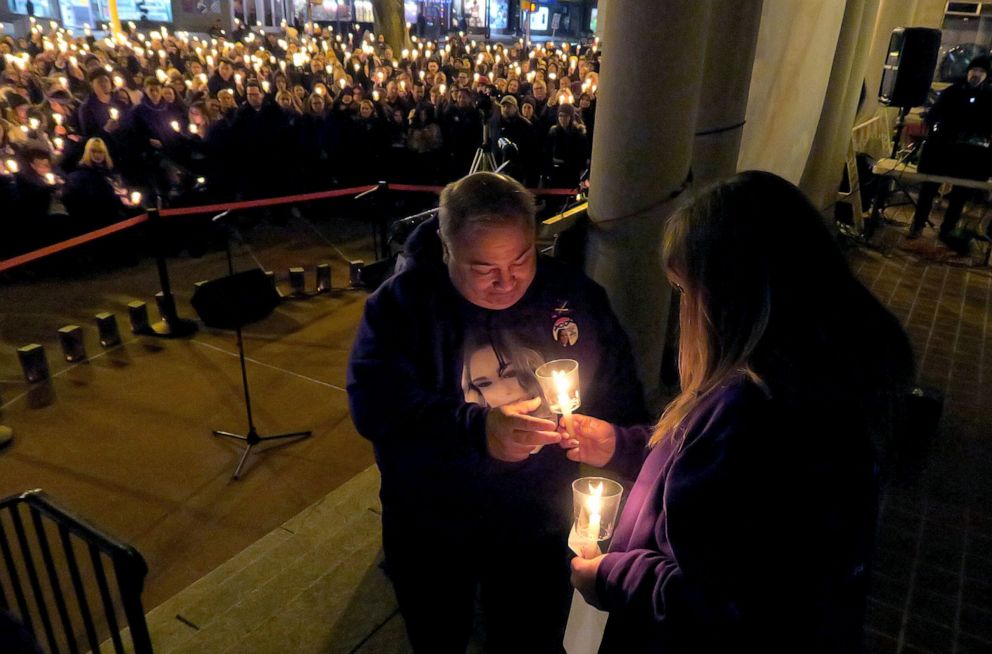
[596,373,877,654]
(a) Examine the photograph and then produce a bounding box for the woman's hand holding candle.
[559,414,616,467]
[485,397,560,463]
[570,553,605,608]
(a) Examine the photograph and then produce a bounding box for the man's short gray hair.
[438,172,537,243]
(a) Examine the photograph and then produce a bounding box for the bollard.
[17,344,50,383]
[316,263,332,293]
[264,270,283,298]
[349,260,365,287]
[57,325,87,362]
[128,301,151,334]
[95,312,122,348]
[289,267,306,296]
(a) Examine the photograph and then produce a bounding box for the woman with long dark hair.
[566,171,914,654]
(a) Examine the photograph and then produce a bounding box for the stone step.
[110,465,394,654]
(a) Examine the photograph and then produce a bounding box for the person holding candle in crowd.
[63,137,128,231]
[14,148,63,246]
[348,172,647,653]
[564,171,914,654]
[0,24,603,244]
[76,69,121,153]
[544,103,588,189]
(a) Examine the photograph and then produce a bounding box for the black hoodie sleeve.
[347,279,489,458]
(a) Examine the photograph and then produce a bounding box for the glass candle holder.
[534,359,580,433]
[573,477,623,543]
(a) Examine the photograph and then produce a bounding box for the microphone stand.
[209,210,311,479]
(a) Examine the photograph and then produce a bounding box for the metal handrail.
[0,489,152,654]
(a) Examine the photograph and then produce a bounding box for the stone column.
[595,0,607,39]
[585,0,712,404]
[691,0,763,185]
[220,0,236,34]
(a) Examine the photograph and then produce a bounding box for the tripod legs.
[213,428,312,480]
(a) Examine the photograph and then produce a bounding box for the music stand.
[191,222,311,479]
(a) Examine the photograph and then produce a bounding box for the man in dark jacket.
[910,54,992,251]
[348,172,648,653]
[77,69,122,155]
[491,94,537,186]
[207,58,237,97]
[442,88,483,180]
[544,103,588,189]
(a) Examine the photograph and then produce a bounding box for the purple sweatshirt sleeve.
[606,424,652,480]
[593,386,760,632]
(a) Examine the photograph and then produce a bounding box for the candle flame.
[552,369,573,414]
[587,481,603,516]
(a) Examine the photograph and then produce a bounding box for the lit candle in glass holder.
[572,477,623,556]
[535,359,580,436]
[130,191,142,206]
[110,107,119,121]
[532,359,580,455]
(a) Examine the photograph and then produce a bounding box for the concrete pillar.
[585,0,712,404]
[595,0,607,39]
[860,0,919,121]
[372,0,411,53]
[911,0,944,28]
[220,0,236,34]
[799,0,880,211]
[691,0,763,185]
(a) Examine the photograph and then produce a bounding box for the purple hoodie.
[595,373,877,653]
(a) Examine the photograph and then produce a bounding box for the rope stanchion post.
[355,181,390,260]
[147,204,198,338]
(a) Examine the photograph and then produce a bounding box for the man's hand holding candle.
[559,414,616,467]
[485,397,560,462]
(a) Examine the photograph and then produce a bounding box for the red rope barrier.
[387,183,578,196]
[386,183,446,193]
[0,181,584,273]
[158,185,377,217]
[0,214,149,273]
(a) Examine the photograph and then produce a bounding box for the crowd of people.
[0,19,600,258]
